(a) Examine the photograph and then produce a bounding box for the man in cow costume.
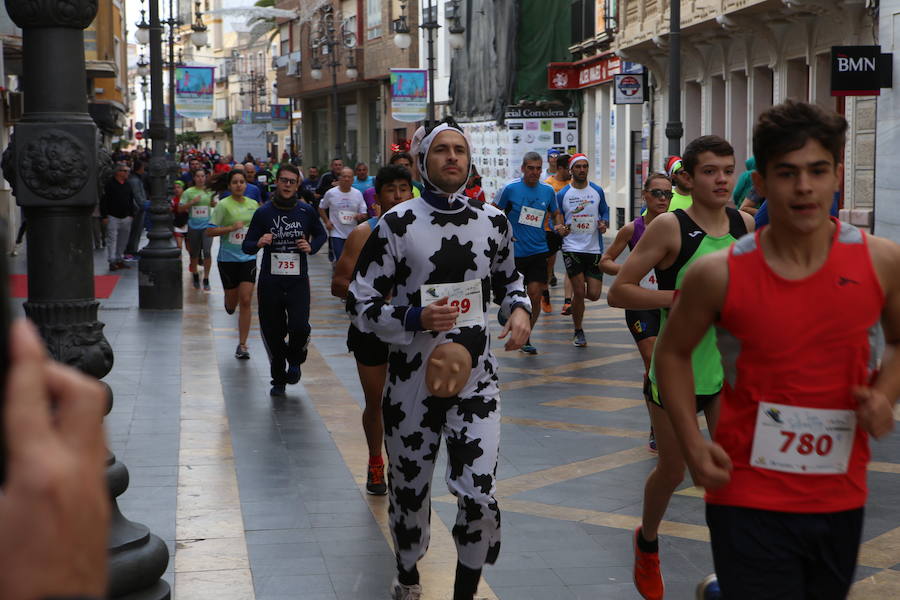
[348,118,532,600]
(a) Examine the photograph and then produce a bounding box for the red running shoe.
[633,527,664,600]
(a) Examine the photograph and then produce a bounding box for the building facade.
[86,0,130,147]
[599,0,878,230]
[275,0,421,171]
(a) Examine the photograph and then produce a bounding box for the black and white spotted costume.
[347,122,530,573]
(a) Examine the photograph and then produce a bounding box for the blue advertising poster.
[175,66,214,118]
[390,68,427,123]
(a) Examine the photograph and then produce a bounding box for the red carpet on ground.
[9,274,121,299]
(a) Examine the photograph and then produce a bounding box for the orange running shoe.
[366,461,387,495]
[560,302,572,316]
[633,527,664,600]
[541,295,552,313]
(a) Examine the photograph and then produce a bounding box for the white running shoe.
[390,579,422,600]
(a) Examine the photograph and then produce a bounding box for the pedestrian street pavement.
[9,242,900,599]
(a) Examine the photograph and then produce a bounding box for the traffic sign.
[135,121,144,131]
[135,131,143,140]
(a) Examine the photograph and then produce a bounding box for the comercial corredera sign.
[831,45,893,96]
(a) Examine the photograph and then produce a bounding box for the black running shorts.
[514,252,549,285]
[625,309,661,343]
[649,381,718,414]
[562,251,603,280]
[347,323,389,367]
[217,260,257,290]
[706,504,863,600]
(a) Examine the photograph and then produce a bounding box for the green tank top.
[648,208,747,395]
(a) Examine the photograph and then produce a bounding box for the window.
[280,23,290,56]
[367,0,382,40]
[570,0,595,45]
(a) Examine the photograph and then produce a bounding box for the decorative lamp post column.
[311,5,357,161]
[138,0,182,309]
[666,1,683,156]
[1,1,171,598]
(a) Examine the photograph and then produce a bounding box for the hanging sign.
[175,66,215,118]
[390,68,428,122]
[613,72,646,104]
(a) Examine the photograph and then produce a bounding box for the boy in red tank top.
[656,100,900,599]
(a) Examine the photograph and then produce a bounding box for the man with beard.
[242,164,327,396]
[348,119,531,600]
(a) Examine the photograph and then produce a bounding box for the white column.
[875,0,900,241]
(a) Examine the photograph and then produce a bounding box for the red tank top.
[706,219,884,513]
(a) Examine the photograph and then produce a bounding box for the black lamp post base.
[138,255,183,310]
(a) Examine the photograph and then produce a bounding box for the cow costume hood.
[412,120,472,204]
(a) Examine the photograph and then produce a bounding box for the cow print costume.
[348,122,530,575]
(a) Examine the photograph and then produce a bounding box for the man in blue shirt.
[496,151,566,354]
[351,162,376,194]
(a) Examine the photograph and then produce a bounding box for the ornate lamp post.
[2,1,170,598]
[394,0,465,126]
[666,2,683,155]
[309,5,357,160]
[139,0,182,309]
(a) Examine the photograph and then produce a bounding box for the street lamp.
[191,0,208,49]
[310,5,357,160]
[394,0,465,125]
[137,53,150,78]
[140,0,182,310]
[135,8,150,45]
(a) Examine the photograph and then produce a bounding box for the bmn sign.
[831,45,893,96]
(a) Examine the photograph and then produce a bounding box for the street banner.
[233,123,267,162]
[175,66,214,118]
[270,105,290,128]
[390,68,427,122]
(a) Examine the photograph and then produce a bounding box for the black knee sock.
[453,561,482,600]
[397,563,419,586]
[541,289,550,300]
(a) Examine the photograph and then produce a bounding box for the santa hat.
[665,156,684,178]
[569,153,589,166]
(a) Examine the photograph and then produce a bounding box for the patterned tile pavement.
[9,242,900,599]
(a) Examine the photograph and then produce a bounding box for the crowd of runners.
[113,100,899,600]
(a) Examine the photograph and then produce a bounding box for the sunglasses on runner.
[277,176,299,185]
[647,189,673,200]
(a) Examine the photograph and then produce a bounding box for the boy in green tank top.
[608,136,755,600]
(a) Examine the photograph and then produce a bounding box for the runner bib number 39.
[271,252,300,276]
[571,213,595,233]
[518,205,545,228]
[228,227,248,245]
[750,401,856,475]
[338,210,357,225]
[420,279,484,329]
[191,205,209,219]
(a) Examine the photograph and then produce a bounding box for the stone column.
[1,2,171,598]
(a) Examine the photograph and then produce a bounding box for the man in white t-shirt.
[557,154,609,347]
[318,167,368,262]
